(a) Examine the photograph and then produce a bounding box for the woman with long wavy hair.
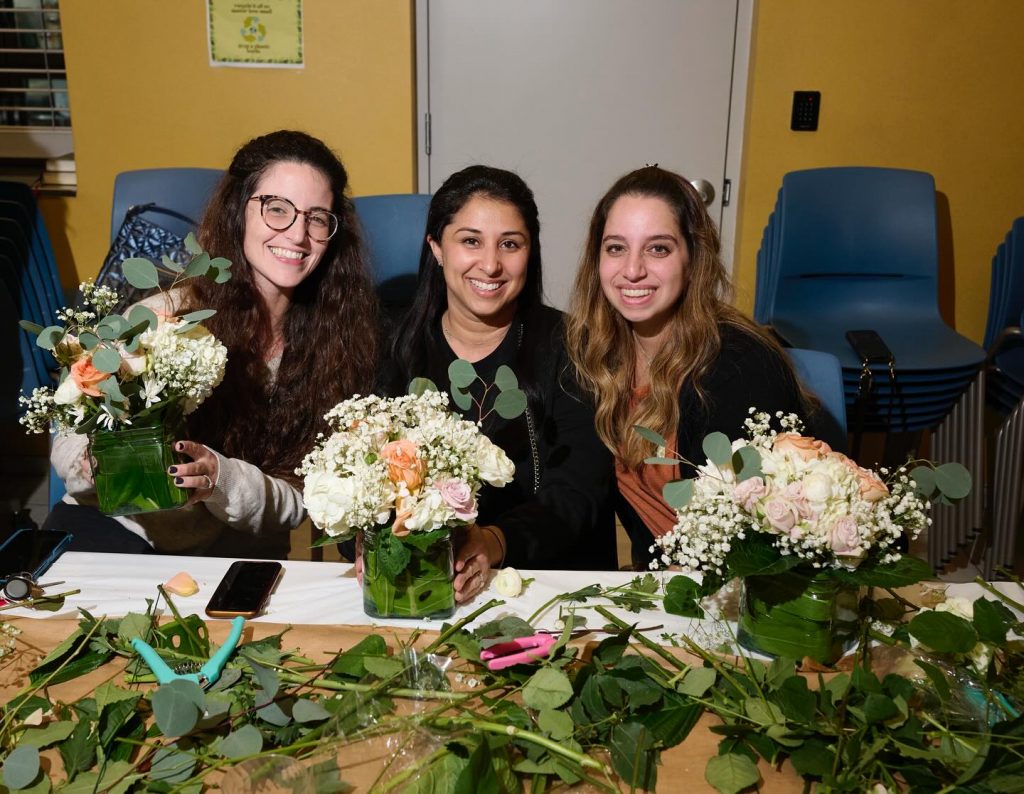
[565,166,809,569]
[48,130,378,557]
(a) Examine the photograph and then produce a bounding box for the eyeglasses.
[249,195,339,242]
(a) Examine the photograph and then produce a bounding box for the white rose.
[53,376,83,405]
[117,345,148,377]
[493,567,523,597]
[404,489,454,532]
[303,471,358,537]
[935,596,973,621]
[802,472,833,507]
[476,437,515,486]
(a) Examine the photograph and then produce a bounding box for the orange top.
[616,387,680,538]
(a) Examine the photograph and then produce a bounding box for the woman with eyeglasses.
[376,165,617,603]
[47,130,377,556]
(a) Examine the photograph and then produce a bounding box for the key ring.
[1,573,65,601]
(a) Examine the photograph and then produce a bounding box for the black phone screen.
[205,561,282,617]
[0,529,72,580]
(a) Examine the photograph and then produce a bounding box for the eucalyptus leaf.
[216,724,264,759]
[448,358,477,388]
[494,388,527,419]
[184,232,202,255]
[662,479,694,509]
[702,432,733,466]
[98,377,126,402]
[494,364,518,391]
[161,254,184,273]
[408,377,438,396]
[91,345,122,374]
[522,667,574,710]
[36,325,65,350]
[209,256,232,270]
[122,257,161,289]
[254,689,291,726]
[244,656,281,696]
[451,386,473,411]
[934,462,972,500]
[96,314,129,339]
[18,319,44,335]
[705,752,760,794]
[732,446,762,481]
[2,745,40,790]
[184,252,211,278]
[149,745,196,783]
[293,698,331,723]
[151,679,204,736]
[911,466,937,497]
[644,456,679,465]
[634,425,668,448]
[180,309,216,323]
[213,267,232,284]
[78,330,100,351]
[117,319,152,344]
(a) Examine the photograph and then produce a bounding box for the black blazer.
[617,325,807,569]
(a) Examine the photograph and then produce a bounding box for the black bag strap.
[847,331,896,460]
[120,202,198,229]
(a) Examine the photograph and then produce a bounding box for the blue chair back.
[787,347,848,452]
[353,194,431,306]
[110,168,223,242]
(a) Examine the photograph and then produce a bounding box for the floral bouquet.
[299,389,515,618]
[646,410,971,663]
[18,238,231,515]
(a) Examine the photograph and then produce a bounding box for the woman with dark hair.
[48,130,378,557]
[382,165,616,601]
[565,166,811,570]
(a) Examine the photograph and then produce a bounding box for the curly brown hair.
[182,130,378,481]
[565,166,800,470]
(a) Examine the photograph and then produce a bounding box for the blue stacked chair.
[984,218,1024,415]
[110,168,223,243]
[786,347,847,452]
[754,167,985,435]
[353,194,431,308]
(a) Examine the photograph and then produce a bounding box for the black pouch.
[846,330,896,458]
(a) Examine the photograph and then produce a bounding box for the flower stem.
[975,577,1024,613]
[594,606,688,672]
[424,598,503,654]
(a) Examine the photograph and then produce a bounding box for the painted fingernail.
[168,466,178,474]
[176,442,185,451]
[174,477,184,485]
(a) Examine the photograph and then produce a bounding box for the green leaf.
[17,719,75,748]
[98,377,125,402]
[149,745,196,783]
[664,575,705,618]
[243,656,281,696]
[96,314,129,339]
[115,612,151,644]
[634,425,668,448]
[908,611,978,653]
[3,745,40,790]
[493,388,527,419]
[934,462,972,500]
[494,364,518,391]
[406,752,468,794]
[744,699,785,726]
[364,655,404,678]
[732,446,763,481]
[60,761,141,794]
[375,530,413,579]
[213,267,232,284]
[832,554,932,587]
[453,739,499,794]
[91,345,122,374]
[705,752,760,794]
[179,309,216,323]
[725,537,801,577]
[644,456,679,465]
[58,718,97,780]
[215,724,264,759]
[184,232,202,255]
[609,721,657,791]
[18,319,44,335]
[209,256,232,270]
[408,377,438,396]
[862,692,899,723]
[522,667,574,710]
[789,739,834,777]
[448,358,477,388]
[183,252,211,278]
[122,257,161,289]
[126,305,158,333]
[150,679,204,736]
[254,689,291,726]
[451,386,473,411]
[772,676,815,724]
[537,708,574,740]
[636,689,702,747]
[293,698,331,723]
[702,432,733,465]
[662,478,694,509]
[974,597,1016,645]
[36,325,64,350]
[911,465,937,497]
[677,666,716,697]
[161,254,184,273]
[95,680,140,713]
[332,634,388,678]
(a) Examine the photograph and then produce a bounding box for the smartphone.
[0,529,72,583]
[205,560,283,619]
[845,330,894,363]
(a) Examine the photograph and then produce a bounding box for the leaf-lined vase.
[89,420,187,516]
[361,526,456,619]
[737,569,859,665]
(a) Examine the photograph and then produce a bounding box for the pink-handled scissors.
[480,633,557,671]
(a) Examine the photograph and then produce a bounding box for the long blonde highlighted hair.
[565,166,794,470]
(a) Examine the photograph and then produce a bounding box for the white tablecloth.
[6,552,1021,643]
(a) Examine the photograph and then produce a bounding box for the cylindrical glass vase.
[89,423,187,516]
[361,527,455,619]
[737,570,859,665]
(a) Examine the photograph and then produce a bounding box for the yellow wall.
[51,0,415,285]
[736,0,1024,343]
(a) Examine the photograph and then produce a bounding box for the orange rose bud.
[773,433,832,462]
[70,356,110,397]
[381,439,425,492]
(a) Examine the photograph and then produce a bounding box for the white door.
[418,0,750,309]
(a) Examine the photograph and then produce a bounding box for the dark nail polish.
[174,477,183,485]
[168,466,178,474]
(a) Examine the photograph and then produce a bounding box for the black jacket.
[617,325,807,569]
[383,306,617,570]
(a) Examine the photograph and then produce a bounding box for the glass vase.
[737,569,859,665]
[361,527,455,619]
[89,422,187,516]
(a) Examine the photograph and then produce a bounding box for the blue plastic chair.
[787,348,847,452]
[353,194,431,306]
[110,168,223,243]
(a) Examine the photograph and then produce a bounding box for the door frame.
[414,0,754,275]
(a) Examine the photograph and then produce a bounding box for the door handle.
[689,179,716,206]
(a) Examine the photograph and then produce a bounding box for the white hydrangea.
[139,319,227,414]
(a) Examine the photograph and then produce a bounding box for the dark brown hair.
[184,130,378,481]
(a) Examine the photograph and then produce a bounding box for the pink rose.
[733,476,768,512]
[773,433,832,462]
[829,516,862,557]
[764,499,798,534]
[436,478,478,522]
[782,481,815,519]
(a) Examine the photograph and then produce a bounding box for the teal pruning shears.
[131,615,245,688]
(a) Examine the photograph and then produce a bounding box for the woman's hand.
[354,532,363,584]
[453,524,505,604]
[168,440,219,506]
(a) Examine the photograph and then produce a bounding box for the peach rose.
[773,433,832,462]
[391,510,413,538]
[70,356,110,397]
[833,453,889,502]
[381,439,425,492]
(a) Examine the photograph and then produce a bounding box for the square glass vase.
[361,526,456,619]
[89,422,187,516]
